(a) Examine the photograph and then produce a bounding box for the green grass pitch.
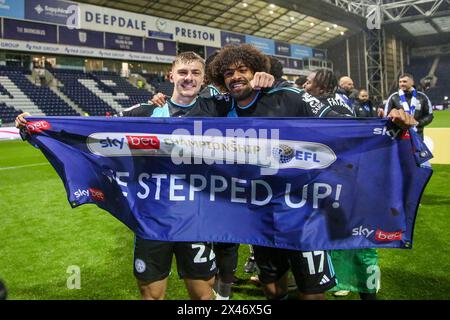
[1,111,449,300]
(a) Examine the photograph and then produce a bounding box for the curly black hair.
[269,56,284,80]
[313,69,338,97]
[210,44,270,88]
[204,51,219,85]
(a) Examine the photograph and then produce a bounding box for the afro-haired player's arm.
[184,96,233,117]
[296,91,354,118]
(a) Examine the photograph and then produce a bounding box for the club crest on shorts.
[135,259,146,273]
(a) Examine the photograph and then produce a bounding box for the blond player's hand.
[149,93,167,107]
[15,112,31,128]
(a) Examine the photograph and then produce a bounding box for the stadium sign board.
[144,38,177,56]
[59,26,104,48]
[105,32,143,53]
[0,38,175,63]
[0,0,24,19]
[245,35,275,56]
[275,41,291,57]
[80,3,221,47]
[220,31,245,47]
[291,44,313,59]
[24,0,78,26]
[3,18,57,43]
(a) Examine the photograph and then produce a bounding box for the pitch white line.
[0,163,49,171]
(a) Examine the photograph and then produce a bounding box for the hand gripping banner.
[23,116,433,251]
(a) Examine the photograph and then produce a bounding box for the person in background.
[336,76,358,111]
[268,56,292,88]
[304,70,386,301]
[353,89,378,118]
[384,73,433,139]
[295,75,308,89]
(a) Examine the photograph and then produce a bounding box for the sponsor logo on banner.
[26,120,51,134]
[352,225,375,238]
[74,188,105,201]
[353,225,403,242]
[87,132,336,170]
[88,188,105,201]
[375,230,403,242]
[126,135,160,150]
[373,127,402,140]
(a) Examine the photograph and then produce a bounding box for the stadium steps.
[49,86,85,116]
[78,79,127,114]
[0,76,45,116]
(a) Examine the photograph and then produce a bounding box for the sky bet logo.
[126,135,160,150]
[26,121,51,134]
[74,188,105,202]
[353,225,403,242]
[99,135,160,150]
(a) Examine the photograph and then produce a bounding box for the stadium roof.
[74,0,357,48]
[324,0,450,46]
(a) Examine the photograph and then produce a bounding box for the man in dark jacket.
[336,76,358,110]
[384,73,433,138]
[354,89,378,118]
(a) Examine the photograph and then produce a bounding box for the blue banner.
[313,48,327,59]
[275,41,291,57]
[245,35,275,55]
[25,0,78,26]
[0,0,25,19]
[221,31,245,47]
[291,44,313,59]
[148,30,173,40]
[3,18,57,43]
[59,26,104,48]
[23,117,432,251]
[144,38,176,56]
[105,32,143,52]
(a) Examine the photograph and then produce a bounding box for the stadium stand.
[50,68,119,116]
[406,56,450,105]
[49,69,153,116]
[0,66,79,121]
[92,71,153,109]
[0,102,22,124]
[0,67,43,124]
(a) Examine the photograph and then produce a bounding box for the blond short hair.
[172,51,205,70]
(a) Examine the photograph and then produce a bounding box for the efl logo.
[126,135,160,150]
[88,188,105,202]
[26,121,51,134]
[375,230,403,242]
